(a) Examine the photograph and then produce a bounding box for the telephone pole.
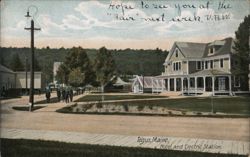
[24,6,41,111]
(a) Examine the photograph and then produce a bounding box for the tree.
[56,63,70,84]
[68,67,84,87]
[94,47,116,94]
[0,56,6,66]
[26,57,42,71]
[10,53,24,71]
[233,15,250,90]
[64,47,94,85]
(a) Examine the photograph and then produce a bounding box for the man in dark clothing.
[62,89,65,102]
[69,89,73,102]
[45,87,51,103]
[65,90,70,103]
[56,88,61,102]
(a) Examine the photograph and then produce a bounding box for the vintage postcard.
[0,0,249,156]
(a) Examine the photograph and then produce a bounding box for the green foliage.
[0,47,168,85]
[122,104,129,112]
[94,47,116,87]
[9,53,24,71]
[233,15,250,90]
[62,47,94,85]
[56,63,70,84]
[68,67,84,87]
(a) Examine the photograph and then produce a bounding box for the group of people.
[56,87,74,103]
[45,86,74,104]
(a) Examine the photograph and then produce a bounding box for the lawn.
[137,97,250,115]
[75,94,167,102]
[58,96,250,116]
[12,106,45,111]
[1,138,246,157]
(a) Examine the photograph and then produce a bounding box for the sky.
[0,0,249,50]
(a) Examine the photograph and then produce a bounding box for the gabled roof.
[203,37,234,57]
[166,37,234,62]
[175,42,207,59]
[0,64,14,73]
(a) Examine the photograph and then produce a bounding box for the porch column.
[174,78,176,92]
[195,77,197,95]
[161,79,164,92]
[203,76,206,92]
[181,77,184,95]
[212,76,215,96]
[187,77,190,95]
[229,76,232,95]
[167,79,170,91]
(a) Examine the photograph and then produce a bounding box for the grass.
[1,138,246,157]
[57,97,250,117]
[74,94,166,102]
[12,106,45,111]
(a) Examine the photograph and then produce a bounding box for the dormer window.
[209,47,214,54]
[175,49,179,57]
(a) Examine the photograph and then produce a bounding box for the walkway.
[1,128,249,155]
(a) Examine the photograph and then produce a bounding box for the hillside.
[0,47,168,83]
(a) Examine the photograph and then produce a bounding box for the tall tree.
[68,67,84,87]
[94,47,116,93]
[64,47,94,85]
[233,15,250,90]
[10,53,24,71]
[56,63,70,84]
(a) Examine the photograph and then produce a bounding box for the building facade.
[133,37,248,95]
[0,64,42,95]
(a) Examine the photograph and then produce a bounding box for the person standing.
[65,88,69,103]
[69,89,73,102]
[62,88,65,102]
[56,88,61,102]
[45,87,51,103]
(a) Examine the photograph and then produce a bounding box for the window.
[173,62,181,71]
[175,49,179,57]
[196,61,201,70]
[205,61,208,69]
[234,76,240,87]
[220,59,224,68]
[201,61,204,70]
[210,60,213,69]
[209,47,214,54]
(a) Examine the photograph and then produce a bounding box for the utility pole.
[25,56,28,95]
[24,7,41,111]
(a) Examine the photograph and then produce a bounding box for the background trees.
[9,53,24,71]
[56,47,94,87]
[94,47,116,92]
[233,15,250,90]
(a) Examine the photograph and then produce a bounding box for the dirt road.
[1,94,249,142]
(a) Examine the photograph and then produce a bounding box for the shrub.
[196,112,202,115]
[82,103,93,112]
[137,105,144,111]
[122,104,129,112]
[148,105,153,110]
[96,102,103,108]
[168,111,172,115]
[181,111,186,115]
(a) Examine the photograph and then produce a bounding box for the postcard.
[0,0,249,157]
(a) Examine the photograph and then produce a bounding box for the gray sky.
[1,0,249,50]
